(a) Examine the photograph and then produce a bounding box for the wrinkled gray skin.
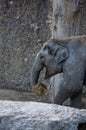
[32,36,86,108]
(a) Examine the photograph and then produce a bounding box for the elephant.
[31,35,86,108]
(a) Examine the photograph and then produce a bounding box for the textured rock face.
[0,0,52,90]
[0,101,86,130]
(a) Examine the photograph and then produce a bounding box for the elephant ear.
[54,46,69,64]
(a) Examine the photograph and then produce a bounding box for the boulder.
[0,101,86,130]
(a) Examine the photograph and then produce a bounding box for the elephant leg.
[70,91,82,108]
[54,89,70,105]
[54,79,83,107]
[53,73,70,105]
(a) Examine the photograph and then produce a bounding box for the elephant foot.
[70,92,82,109]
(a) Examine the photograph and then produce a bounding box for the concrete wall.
[0,0,52,90]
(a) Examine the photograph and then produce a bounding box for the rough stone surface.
[0,0,52,90]
[0,101,86,130]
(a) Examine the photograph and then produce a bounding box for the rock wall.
[0,0,52,90]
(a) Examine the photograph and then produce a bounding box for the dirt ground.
[0,87,85,109]
[0,88,50,103]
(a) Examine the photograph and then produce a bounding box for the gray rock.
[0,101,86,130]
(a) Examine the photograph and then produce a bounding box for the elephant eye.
[43,46,47,50]
[43,45,52,55]
[48,48,52,55]
[44,45,49,50]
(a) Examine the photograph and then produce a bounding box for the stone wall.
[0,0,52,90]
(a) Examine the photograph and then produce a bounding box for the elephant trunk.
[31,55,44,86]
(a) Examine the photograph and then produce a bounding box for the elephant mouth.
[45,70,50,79]
[45,68,56,79]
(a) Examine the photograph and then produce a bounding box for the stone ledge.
[0,101,86,130]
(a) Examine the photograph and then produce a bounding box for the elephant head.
[31,39,69,86]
